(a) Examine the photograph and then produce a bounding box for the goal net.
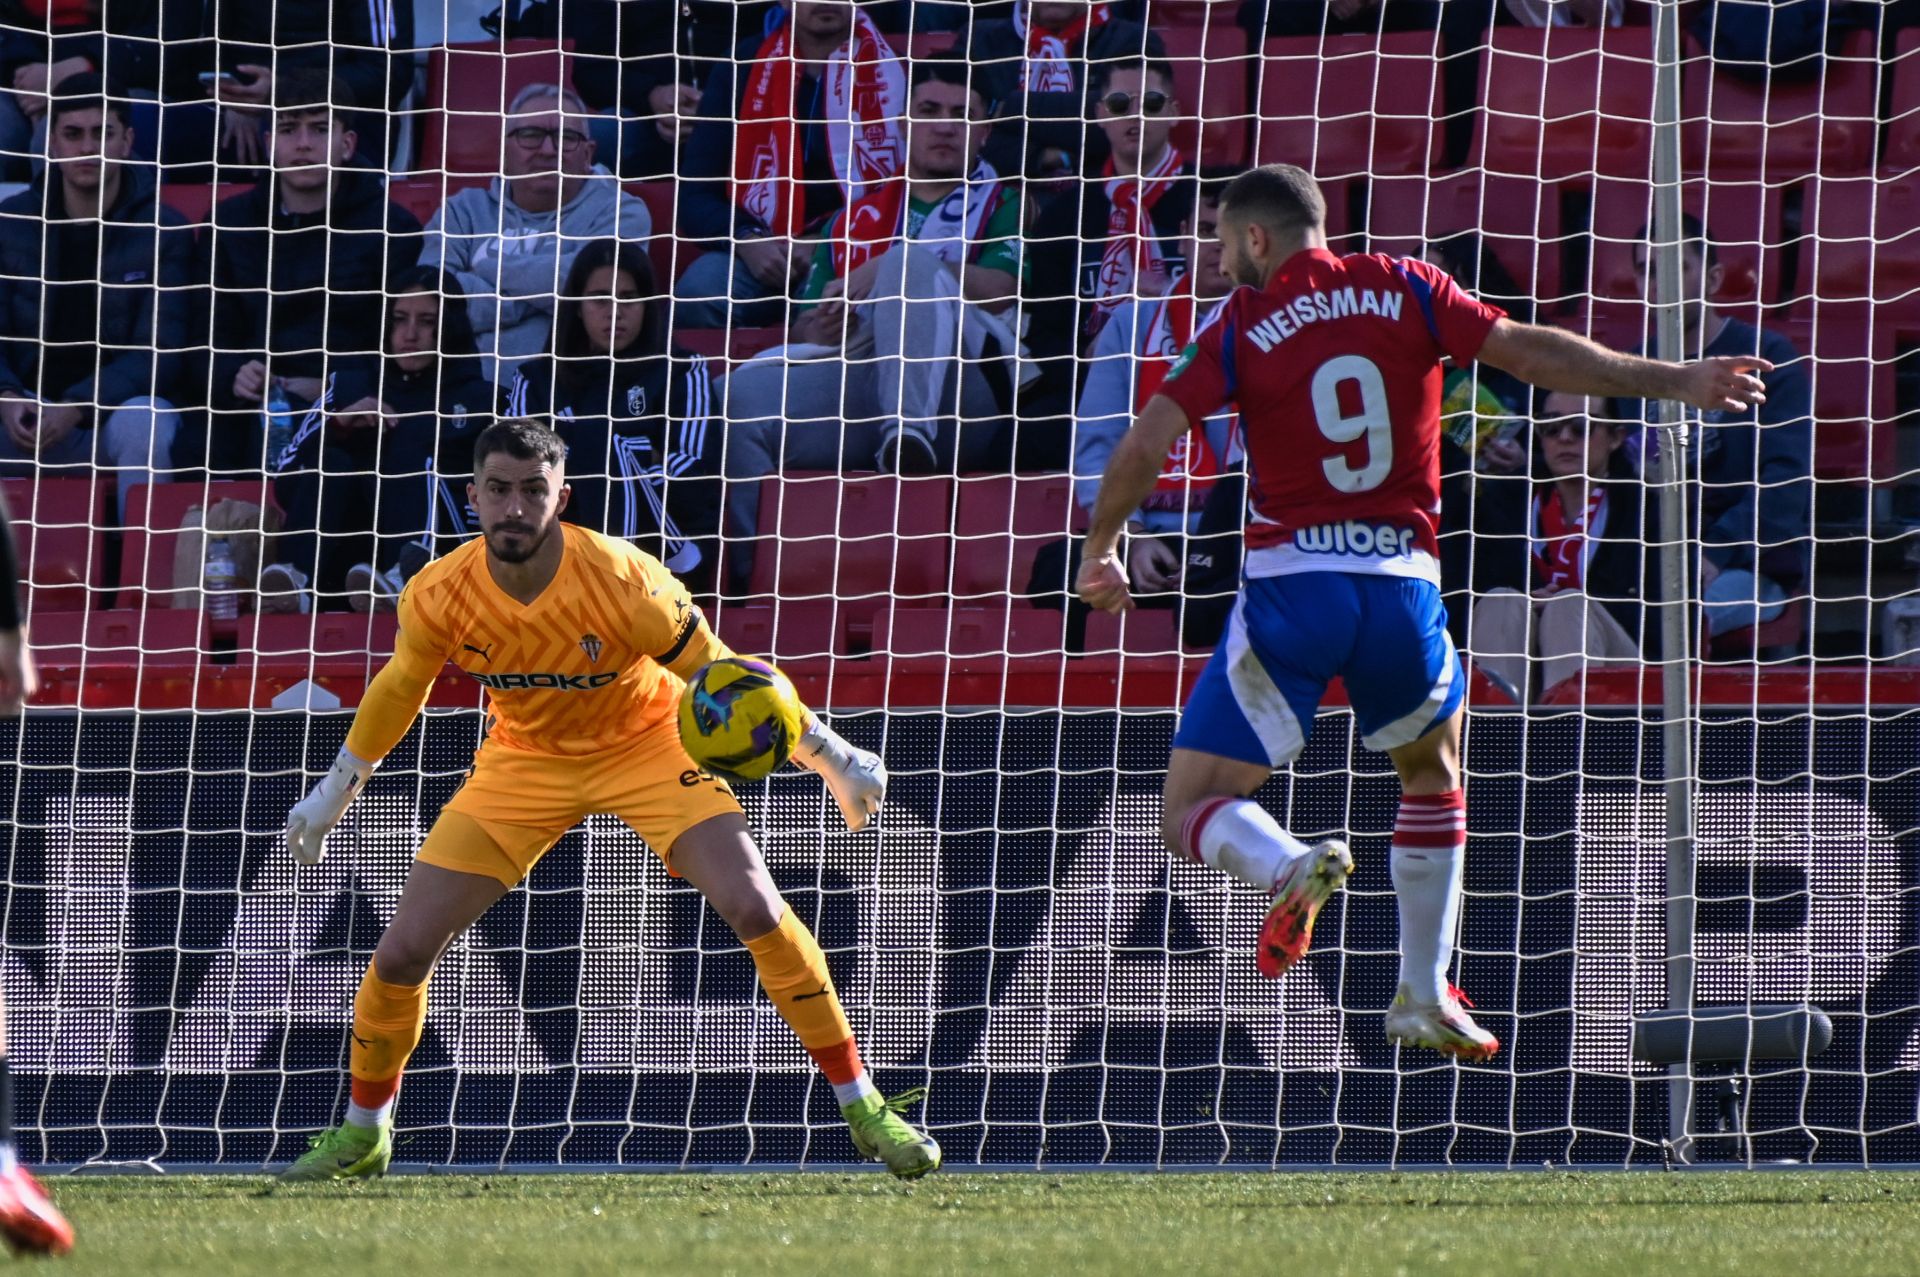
[0,0,1916,1169]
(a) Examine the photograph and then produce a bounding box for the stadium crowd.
[0,0,1915,687]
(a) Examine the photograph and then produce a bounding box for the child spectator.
[264,269,495,612]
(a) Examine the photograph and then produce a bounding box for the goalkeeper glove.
[286,748,373,865]
[792,715,886,832]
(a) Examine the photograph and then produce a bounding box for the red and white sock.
[1179,797,1312,889]
[1390,790,1467,1004]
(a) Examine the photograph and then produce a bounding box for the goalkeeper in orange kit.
[280,418,938,1180]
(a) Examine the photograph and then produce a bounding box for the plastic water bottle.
[204,535,239,622]
[263,382,296,469]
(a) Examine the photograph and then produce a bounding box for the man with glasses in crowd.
[421,83,653,382]
[966,1,1166,179]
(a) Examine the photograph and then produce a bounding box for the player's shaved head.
[471,418,570,566]
[1215,164,1329,288]
[1218,164,1326,236]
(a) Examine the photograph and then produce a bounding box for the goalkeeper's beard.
[484,517,555,565]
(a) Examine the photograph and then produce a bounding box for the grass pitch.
[34,1170,1920,1276]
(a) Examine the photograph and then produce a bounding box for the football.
[677,656,807,784]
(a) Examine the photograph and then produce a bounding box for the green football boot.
[279,1120,393,1182]
[843,1087,941,1179]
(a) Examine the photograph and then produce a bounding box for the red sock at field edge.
[351,1075,401,1112]
[808,1037,865,1088]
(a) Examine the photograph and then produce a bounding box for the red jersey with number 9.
[1158,249,1504,584]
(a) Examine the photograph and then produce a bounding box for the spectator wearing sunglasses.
[1020,57,1193,468]
[1467,391,1657,701]
[966,2,1167,179]
[419,82,653,383]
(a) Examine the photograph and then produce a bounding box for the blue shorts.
[1172,572,1465,768]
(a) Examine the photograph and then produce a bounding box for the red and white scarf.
[1089,145,1186,339]
[734,8,906,239]
[1531,486,1610,591]
[828,160,1008,278]
[1136,284,1226,505]
[1014,1,1112,92]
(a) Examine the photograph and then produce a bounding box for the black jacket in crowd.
[503,349,723,593]
[502,1,783,119]
[132,0,413,118]
[207,166,422,418]
[0,163,197,414]
[1023,159,1195,407]
[0,0,163,90]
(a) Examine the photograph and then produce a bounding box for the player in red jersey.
[1077,165,1768,1059]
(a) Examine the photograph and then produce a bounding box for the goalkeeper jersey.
[346,523,726,761]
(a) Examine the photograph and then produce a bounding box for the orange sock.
[348,963,429,1118]
[743,906,865,1086]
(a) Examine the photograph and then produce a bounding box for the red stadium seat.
[1153,0,1239,29]
[1585,176,1783,311]
[0,478,105,614]
[872,607,1066,659]
[1083,607,1181,655]
[1681,30,1878,180]
[1256,34,1443,178]
[1889,29,1920,172]
[1475,27,1656,181]
[156,182,251,230]
[1796,176,1920,316]
[709,601,844,660]
[414,40,576,176]
[234,613,401,662]
[118,481,281,609]
[905,31,959,59]
[950,474,1078,604]
[745,473,954,632]
[26,609,202,666]
[1709,595,1806,659]
[624,181,693,285]
[1362,171,1564,305]
[673,327,786,363]
[1162,23,1252,169]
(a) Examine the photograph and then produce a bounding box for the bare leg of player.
[0,1004,74,1254]
[1162,749,1355,980]
[1381,710,1498,1060]
[671,813,940,1178]
[282,854,510,1181]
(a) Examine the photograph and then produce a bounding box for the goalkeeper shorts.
[419,729,742,886]
[1174,572,1465,769]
